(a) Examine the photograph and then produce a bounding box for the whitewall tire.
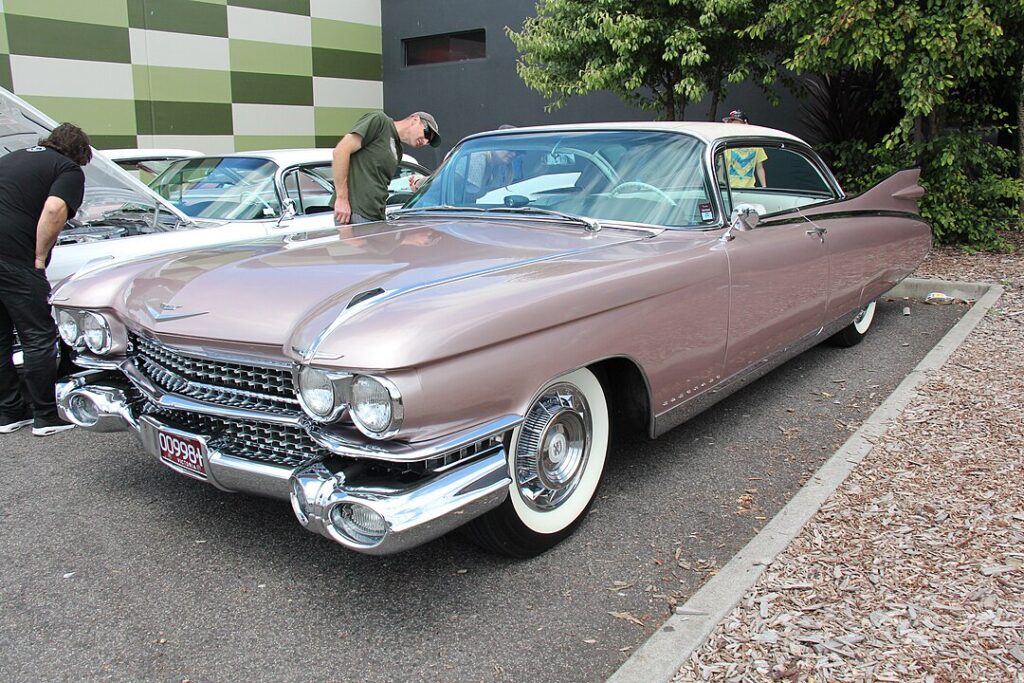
[829,299,877,347]
[463,367,609,557]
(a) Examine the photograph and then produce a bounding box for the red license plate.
[157,429,207,478]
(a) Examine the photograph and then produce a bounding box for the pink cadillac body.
[51,122,930,557]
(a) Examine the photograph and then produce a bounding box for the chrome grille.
[142,402,327,468]
[130,333,298,415]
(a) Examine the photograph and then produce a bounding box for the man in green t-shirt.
[332,111,441,224]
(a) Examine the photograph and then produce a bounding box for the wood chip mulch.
[675,235,1024,683]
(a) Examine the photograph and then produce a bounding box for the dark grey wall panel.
[383,0,807,168]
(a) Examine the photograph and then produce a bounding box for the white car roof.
[195,148,425,168]
[477,121,806,146]
[103,148,202,161]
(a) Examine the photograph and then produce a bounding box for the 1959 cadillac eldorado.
[51,122,931,557]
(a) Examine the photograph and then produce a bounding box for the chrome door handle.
[805,226,826,242]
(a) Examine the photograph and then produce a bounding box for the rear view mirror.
[720,204,761,242]
[730,204,761,230]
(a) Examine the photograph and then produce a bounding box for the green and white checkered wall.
[0,0,382,152]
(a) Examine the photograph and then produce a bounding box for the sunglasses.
[422,126,435,143]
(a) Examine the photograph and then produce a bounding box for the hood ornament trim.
[146,302,209,322]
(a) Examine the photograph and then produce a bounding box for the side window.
[283,165,334,215]
[389,164,420,193]
[720,145,836,216]
[762,148,834,199]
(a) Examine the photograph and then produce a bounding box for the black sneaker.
[0,410,33,434]
[32,415,76,437]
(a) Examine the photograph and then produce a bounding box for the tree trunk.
[1018,64,1024,215]
[663,94,676,122]
[913,115,926,144]
[708,85,722,122]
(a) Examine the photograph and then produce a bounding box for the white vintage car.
[102,148,202,183]
[0,87,429,285]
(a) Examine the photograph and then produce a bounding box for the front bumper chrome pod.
[290,449,511,554]
[57,370,138,432]
[55,371,514,554]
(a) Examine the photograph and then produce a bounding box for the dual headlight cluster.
[56,309,120,355]
[296,367,403,440]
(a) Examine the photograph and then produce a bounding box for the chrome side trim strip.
[72,355,126,370]
[652,312,856,437]
[306,414,522,463]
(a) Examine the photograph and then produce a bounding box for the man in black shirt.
[0,123,91,436]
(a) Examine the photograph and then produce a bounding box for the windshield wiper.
[393,204,488,215]
[484,206,601,232]
[393,204,601,231]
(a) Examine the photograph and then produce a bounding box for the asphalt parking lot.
[0,297,965,683]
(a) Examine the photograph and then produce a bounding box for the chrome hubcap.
[515,384,591,511]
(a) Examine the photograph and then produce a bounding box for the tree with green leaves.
[744,0,1024,247]
[508,0,775,121]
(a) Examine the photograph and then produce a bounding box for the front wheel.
[463,367,609,557]
[829,299,876,347]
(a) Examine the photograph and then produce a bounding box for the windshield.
[150,156,283,220]
[406,130,716,227]
[0,90,170,229]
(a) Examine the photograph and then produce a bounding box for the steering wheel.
[610,181,676,206]
[240,189,278,218]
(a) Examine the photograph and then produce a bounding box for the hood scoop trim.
[347,288,385,309]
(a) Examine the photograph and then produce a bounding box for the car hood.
[56,218,678,367]
[0,86,193,226]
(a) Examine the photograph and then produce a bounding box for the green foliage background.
[510,0,1024,249]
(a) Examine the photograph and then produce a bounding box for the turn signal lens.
[329,503,387,546]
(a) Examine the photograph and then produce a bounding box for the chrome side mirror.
[277,198,297,226]
[720,204,761,242]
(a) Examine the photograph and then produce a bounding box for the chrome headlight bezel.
[349,374,404,440]
[81,311,112,354]
[294,366,351,423]
[53,308,126,356]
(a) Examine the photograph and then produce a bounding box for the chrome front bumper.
[56,371,513,554]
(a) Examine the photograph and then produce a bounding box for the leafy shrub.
[822,133,1024,251]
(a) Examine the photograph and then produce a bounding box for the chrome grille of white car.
[129,333,298,414]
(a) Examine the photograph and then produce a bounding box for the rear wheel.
[463,367,609,557]
[829,299,876,347]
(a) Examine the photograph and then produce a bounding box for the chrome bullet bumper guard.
[56,371,513,554]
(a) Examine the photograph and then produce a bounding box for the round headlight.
[350,375,401,437]
[57,310,80,347]
[297,367,337,420]
[81,312,111,354]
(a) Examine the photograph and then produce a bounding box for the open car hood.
[0,86,193,226]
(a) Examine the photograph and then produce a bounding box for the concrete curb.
[607,278,1004,683]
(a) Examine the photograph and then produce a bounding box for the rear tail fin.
[841,168,924,214]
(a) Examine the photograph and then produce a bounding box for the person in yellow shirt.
[722,110,767,188]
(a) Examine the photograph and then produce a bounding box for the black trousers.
[0,259,59,420]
